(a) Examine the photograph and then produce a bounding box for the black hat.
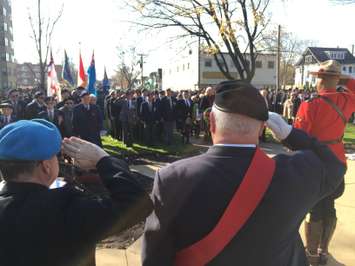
[214,81,268,122]
[80,90,90,98]
[0,102,13,109]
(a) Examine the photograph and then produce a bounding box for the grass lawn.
[266,123,355,146]
[344,123,355,145]
[102,135,203,158]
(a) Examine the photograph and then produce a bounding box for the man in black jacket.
[142,81,346,266]
[159,89,176,145]
[0,119,152,266]
[7,89,26,120]
[25,91,46,120]
[73,91,103,147]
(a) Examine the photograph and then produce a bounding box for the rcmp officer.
[0,119,153,266]
[294,60,355,265]
[141,81,346,266]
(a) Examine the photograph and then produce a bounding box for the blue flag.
[102,67,110,93]
[87,51,96,95]
[62,50,74,86]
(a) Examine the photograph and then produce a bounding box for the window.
[268,61,275,69]
[3,7,7,17]
[325,51,345,60]
[4,37,8,47]
[5,53,10,62]
[256,61,262,68]
[349,66,353,73]
[3,23,7,32]
[205,59,212,67]
[305,55,313,64]
[343,66,347,72]
[187,63,190,70]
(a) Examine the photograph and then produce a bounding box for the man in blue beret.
[0,119,153,266]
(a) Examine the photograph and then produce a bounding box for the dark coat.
[38,109,62,128]
[73,104,103,146]
[141,129,346,266]
[0,156,153,266]
[25,100,46,120]
[140,101,156,124]
[159,96,176,122]
[119,100,137,124]
[9,100,26,120]
[0,114,16,129]
[59,107,74,138]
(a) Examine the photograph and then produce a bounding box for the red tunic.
[294,79,355,164]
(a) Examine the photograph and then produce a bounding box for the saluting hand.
[62,137,109,170]
[266,112,292,141]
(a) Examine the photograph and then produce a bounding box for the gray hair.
[211,106,262,136]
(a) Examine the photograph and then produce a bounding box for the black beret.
[214,81,268,121]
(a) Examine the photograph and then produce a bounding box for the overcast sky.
[11,0,355,79]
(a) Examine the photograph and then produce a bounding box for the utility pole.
[276,25,281,95]
[138,54,147,89]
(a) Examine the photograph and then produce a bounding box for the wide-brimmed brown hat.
[309,60,348,78]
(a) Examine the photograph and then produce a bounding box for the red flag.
[78,52,87,87]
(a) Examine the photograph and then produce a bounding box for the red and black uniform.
[294,79,355,263]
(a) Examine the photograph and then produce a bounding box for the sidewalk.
[97,150,355,266]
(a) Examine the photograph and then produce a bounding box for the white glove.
[62,137,109,170]
[266,112,292,141]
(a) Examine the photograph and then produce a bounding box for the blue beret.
[0,119,62,161]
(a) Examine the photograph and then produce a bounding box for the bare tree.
[260,29,316,86]
[28,0,63,91]
[128,0,271,82]
[113,47,141,90]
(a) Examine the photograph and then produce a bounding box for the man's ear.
[40,160,51,178]
[210,111,216,134]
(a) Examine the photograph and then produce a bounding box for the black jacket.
[38,109,62,128]
[73,104,102,146]
[0,156,153,266]
[159,96,176,122]
[142,129,346,266]
[25,100,46,120]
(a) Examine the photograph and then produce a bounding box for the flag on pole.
[87,51,96,95]
[62,50,74,86]
[78,51,87,88]
[47,51,61,100]
[102,66,110,93]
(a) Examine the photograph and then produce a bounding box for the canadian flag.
[77,52,87,87]
[47,51,61,100]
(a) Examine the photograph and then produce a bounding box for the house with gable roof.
[294,47,355,88]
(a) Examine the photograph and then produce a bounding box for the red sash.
[175,148,275,266]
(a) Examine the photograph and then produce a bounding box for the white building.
[295,47,355,88]
[162,48,277,91]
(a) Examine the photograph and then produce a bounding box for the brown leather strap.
[321,136,344,145]
[318,96,347,125]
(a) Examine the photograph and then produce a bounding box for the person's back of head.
[209,81,268,145]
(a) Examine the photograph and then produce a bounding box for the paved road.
[97,145,355,266]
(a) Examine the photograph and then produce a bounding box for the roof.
[295,47,355,66]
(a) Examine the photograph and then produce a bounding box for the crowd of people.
[2,83,353,149]
[0,59,354,266]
